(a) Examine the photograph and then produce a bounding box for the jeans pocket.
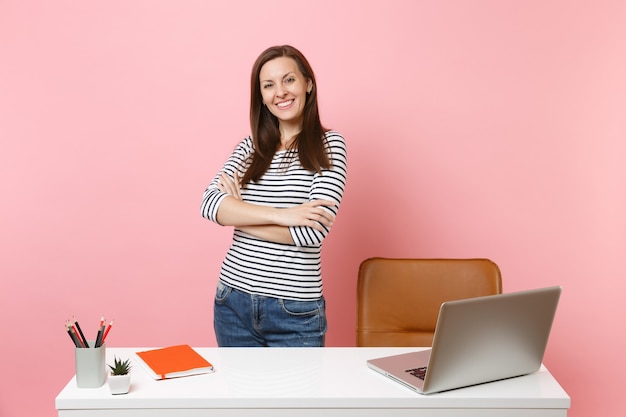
[276,297,327,343]
[215,281,232,303]
[279,298,324,317]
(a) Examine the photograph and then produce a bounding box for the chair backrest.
[356,258,502,347]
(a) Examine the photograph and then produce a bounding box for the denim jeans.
[213,281,327,347]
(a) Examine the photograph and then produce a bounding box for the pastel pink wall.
[1,1,624,416]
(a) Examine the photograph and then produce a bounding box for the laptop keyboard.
[405,366,428,380]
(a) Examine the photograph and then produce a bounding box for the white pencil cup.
[75,341,106,388]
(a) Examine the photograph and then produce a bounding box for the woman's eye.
[285,77,295,84]
[262,83,273,89]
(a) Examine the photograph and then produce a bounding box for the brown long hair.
[241,45,331,186]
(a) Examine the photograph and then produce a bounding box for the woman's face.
[259,56,312,130]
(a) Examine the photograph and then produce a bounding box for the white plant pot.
[108,373,131,395]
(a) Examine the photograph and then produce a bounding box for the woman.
[201,45,348,347]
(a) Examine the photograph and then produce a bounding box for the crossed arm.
[215,172,336,245]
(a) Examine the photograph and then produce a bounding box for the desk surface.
[56,347,570,417]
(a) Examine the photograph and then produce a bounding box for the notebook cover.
[135,344,214,380]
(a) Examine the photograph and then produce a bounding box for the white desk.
[56,347,570,417]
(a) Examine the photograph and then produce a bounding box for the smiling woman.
[200,45,348,348]
[259,56,313,145]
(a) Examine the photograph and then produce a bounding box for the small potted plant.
[107,356,132,395]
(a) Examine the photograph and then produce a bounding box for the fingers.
[311,211,335,232]
[217,172,241,199]
[309,199,337,208]
[310,217,332,232]
[314,207,335,224]
[307,203,336,230]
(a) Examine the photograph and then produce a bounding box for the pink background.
[1,1,624,416]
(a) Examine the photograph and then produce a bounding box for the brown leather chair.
[356,258,502,347]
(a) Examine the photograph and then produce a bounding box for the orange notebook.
[135,345,214,380]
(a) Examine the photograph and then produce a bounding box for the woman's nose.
[276,85,287,97]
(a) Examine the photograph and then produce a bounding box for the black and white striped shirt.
[201,131,348,300]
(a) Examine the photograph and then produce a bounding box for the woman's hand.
[217,172,242,200]
[275,200,336,231]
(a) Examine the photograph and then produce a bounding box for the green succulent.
[108,356,132,376]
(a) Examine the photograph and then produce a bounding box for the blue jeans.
[213,281,327,347]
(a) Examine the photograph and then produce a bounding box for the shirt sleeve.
[200,137,253,223]
[289,131,348,247]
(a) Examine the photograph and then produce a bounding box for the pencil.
[101,319,114,344]
[73,316,90,348]
[66,321,81,348]
[94,316,105,348]
[71,323,86,348]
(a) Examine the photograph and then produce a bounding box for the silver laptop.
[366,286,561,394]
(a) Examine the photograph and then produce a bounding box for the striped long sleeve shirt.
[201,131,348,300]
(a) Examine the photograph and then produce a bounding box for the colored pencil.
[95,316,105,347]
[72,316,90,348]
[66,321,81,348]
[71,323,86,348]
[102,319,114,343]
